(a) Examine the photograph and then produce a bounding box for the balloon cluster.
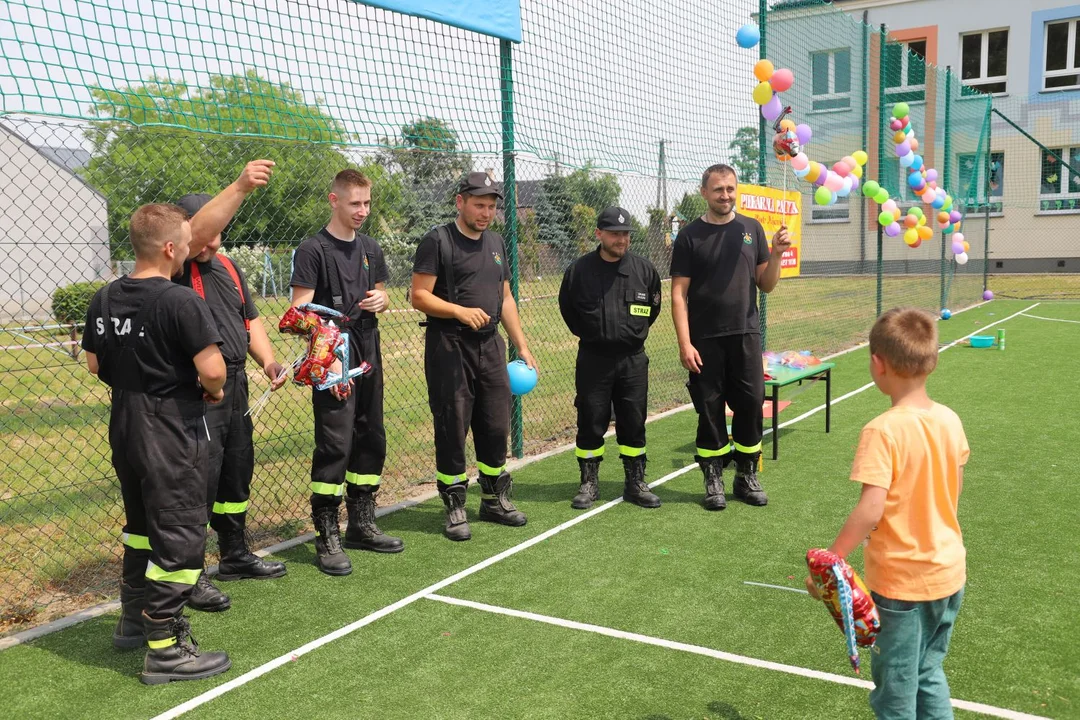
[867,103,969,262]
[738,24,870,208]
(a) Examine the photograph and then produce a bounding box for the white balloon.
[956,252,969,265]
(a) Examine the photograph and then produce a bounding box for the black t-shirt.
[82,276,222,401]
[669,214,770,340]
[174,256,258,363]
[559,248,662,354]
[290,228,389,319]
[412,223,508,332]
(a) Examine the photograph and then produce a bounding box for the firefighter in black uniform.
[170,159,287,614]
[670,164,790,510]
[559,207,663,510]
[410,171,538,541]
[84,203,231,684]
[289,169,402,576]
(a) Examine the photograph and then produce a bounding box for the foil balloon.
[806,548,880,673]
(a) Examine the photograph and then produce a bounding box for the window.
[885,39,927,103]
[958,151,1004,214]
[1040,147,1080,211]
[1044,19,1080,90]
[811,49,851,111]
[961,30,1008,94]
[810,178,850,222]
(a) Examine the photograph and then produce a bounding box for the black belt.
[579,342,645,359]
[353,317,379,330]
[424,319,497,338]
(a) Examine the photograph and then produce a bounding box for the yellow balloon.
[851,165,863,179]
[754,59,775,82]
[753,81,773,105]
[904,228,919,246]
[853,150,869,166]
[962,241,970,252]
[806,162,822,182]
[779,118,796,132]
[893,130,907,144]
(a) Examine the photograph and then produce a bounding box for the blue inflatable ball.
[736,24,760,49]
[941,309,952,320]
[507,359,538,396]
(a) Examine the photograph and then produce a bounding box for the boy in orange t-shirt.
[808,307,969,719]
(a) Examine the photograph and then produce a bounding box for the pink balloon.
[925,169,938,182]
[825,172,844,192]
[762,94,783,122]
[890,119,902,131]
[791,153,809,171]
[953,232,965,244]
[795,124,812,145]
[833,161,850,177]
[770,68,794,92]
[882,199,899,215]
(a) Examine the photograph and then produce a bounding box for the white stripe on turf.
[153,302,1039,719]
[424,593,1049,720]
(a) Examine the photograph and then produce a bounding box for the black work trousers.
[686,333,764,464]
[205,362,254,534]
[310,326,386,510]
[113,390,208,622]
[574,346,648,460]
[424,326,510,483]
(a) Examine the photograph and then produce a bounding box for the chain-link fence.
[1,0,1075,634]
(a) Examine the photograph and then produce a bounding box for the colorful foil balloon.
[806,548,880,673]
[278,303,372,395]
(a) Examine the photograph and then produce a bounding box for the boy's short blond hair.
[869,307,938,377]
[129,203,187,260]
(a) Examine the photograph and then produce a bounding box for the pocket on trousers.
[159,505,208,527]
[872,593,918,613]
[686,378,704,413]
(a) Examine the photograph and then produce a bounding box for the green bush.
[52,281,106,326]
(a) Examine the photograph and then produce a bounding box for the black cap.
[596,206,632,232]
[175,193,212,218]
[457,171,503,198]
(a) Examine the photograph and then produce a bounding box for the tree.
[517,208,542,279]
[728,126,760,184]
[378,117,472,186]
[570,204,597,256]
[82,71,365,259]
[534,164,622,264]
[674,191,707,223]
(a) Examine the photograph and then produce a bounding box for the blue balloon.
[794,165,810,178]
[827,191,839,205]
[911,155,924,171]
[507,359,538,396]
[932,196,946,209]
[940,309,952,320]
[908,173,924,188]
[736,24,761,48]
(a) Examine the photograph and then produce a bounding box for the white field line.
[146,302,1039,719]
[424,593,1049,720]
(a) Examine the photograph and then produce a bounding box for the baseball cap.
[458,171,503,199]
[596,206,632,232]
[175,193,212,218]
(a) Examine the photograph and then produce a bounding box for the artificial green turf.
[3,300,1075,719]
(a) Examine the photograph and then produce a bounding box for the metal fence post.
[983,96,991,293]
[876,24,886,317]
[500,39,523,459]
[940,66,953,312]
[757,0,769,349]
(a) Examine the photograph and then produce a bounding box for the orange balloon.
[779,119,796,132]
[917,225,934,241]
[894,131,908,144]
[776,153,790,162]
[962,241,970,252]
[937,211,950,224]
[954,221,962,232]
[754,59,775,82]
[910,138,920,151]
[904,215,918,228]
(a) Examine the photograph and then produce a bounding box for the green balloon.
[874,188,890,204]
[862,180,880,198]
[878,211,894,226]
[910,207,924,219]
[942,196,953,211]
[815,186,833,206]
[893,102,910,120]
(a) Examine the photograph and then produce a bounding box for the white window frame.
[1039,146,1080,196]
[809,192,850,223]
[885,39,927,102]
[1043,18,1080,91]
[957,151,1004,217]
[960,29,1008,95]
[810,49,852,111]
